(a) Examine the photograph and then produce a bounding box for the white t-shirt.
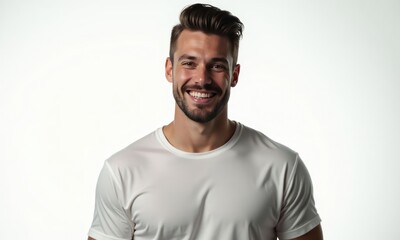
[88,123,321,240]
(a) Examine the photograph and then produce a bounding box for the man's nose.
[194,65,211,85]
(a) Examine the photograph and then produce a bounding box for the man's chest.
[126,158,282,239]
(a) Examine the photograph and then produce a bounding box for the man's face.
[165,30,240,123]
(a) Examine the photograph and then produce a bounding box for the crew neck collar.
[155,122,243,159]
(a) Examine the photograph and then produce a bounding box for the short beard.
[173,84,230,123]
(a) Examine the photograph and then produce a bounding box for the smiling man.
[88,3,323,240]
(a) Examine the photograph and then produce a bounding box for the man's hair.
[169,3,244,65]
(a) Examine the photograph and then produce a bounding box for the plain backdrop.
[1,0,399,239]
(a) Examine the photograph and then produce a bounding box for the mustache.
[182,84,222,94]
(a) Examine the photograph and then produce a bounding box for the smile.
[188,91,216,99]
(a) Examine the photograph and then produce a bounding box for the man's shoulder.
[240,124,297,154]
[238,123,299,166]
[233,123,306,189]
[105,129,162,168]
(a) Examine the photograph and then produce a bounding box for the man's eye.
[182,61,195,68]
[211,64,226,71]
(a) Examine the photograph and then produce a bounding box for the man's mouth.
[188,91,216,99]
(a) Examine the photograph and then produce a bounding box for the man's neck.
[163,110,236,153]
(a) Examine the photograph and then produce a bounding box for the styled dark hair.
[169,3,244,65]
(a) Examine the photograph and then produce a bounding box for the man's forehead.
[174,30,232,59]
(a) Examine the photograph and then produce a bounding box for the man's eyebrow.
[210,57,229,65]
[177,54,197,62]
[177,55,229,64]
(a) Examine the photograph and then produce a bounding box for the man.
[88,3,323,240]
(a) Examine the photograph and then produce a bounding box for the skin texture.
[87,29,323,240]
[163,29,240,153]
[168,30,237,124]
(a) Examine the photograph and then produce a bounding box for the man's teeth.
[189,91,212,98]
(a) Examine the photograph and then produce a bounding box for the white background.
[1,0,399,239]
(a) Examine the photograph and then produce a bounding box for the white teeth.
[189,91,212,98]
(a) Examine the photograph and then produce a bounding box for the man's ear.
[231,64,240,87]
[165,57,173,83]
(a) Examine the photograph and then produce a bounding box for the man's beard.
[173,83,230,123]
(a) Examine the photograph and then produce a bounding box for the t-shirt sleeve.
[276,155,321,240]
[88,161,134,240]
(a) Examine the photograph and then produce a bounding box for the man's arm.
[88,162,134,240]
[290,224,323,240]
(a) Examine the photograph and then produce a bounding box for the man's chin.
[186,113,213,123]
[183,109,216,123]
